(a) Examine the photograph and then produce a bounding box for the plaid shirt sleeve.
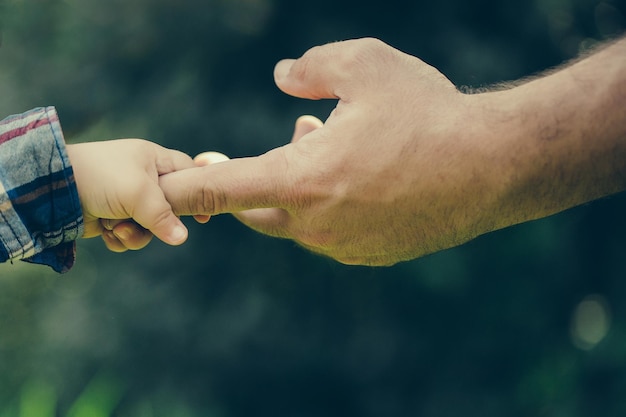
[0,107,84,273]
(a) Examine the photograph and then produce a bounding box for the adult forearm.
[483,37,626,229]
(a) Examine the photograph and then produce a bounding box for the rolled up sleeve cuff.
[0,107,84,273]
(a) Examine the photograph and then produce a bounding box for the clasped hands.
[71,37,625,266]
[69,38,500,266]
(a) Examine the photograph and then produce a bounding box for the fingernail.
[274,59,295,81]
[194,151,229,167]
[170,225,187,244]
[114,228,130,241]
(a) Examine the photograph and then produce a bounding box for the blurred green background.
[1,0,626,416]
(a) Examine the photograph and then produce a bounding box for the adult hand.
[67,139,197,252]
[161,38,504,265]
[161,37,626,266]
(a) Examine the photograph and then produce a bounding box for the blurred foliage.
[1,0,626,416]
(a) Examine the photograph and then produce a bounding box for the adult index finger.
[159,148,296,217]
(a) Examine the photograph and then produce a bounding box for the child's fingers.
[132,182,188,246]
[156,148,198,175]
[100,218,127,231]
[112,222,154,250]
[101,230,128,253]
[101,221,155,252]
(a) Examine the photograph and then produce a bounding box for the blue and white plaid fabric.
[0,107,83,273]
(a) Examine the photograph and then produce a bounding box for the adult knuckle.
[197,182,217,214]
[348,38,390,63]
[270,147,310,211]
[338,38,396,85]
[291,46,321,82]
[195,176,231,215]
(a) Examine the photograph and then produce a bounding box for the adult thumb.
[274,38,389,101]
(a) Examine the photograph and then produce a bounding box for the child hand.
[66,139,197,252]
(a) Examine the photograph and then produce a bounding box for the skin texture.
[80,38,626,264]
[84,37,623,265]
[158,37,626,266]
[66,139,197,252]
